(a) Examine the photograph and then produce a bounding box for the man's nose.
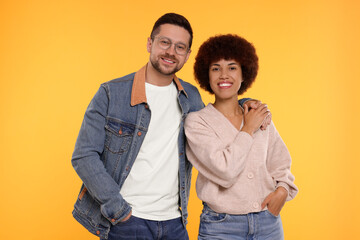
[165,43,177,55]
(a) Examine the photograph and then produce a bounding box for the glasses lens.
[157,37,171,50]
[175,43,187,55]
[156,37,188,55]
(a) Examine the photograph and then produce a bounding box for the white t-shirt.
[120,81,182,220]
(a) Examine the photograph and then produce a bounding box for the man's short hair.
[150,13,193,49]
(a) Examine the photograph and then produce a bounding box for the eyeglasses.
[154,36,189,55]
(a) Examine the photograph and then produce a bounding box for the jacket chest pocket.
[104,119,134,154]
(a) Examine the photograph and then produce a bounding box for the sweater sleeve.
[266,122,298,201]
[184,112,254,188]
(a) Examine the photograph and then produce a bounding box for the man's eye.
[161,40,170,45]
[177,45,186,50]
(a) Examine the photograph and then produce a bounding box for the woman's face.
[209,59,243,100]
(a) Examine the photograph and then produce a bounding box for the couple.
[71,13,298,240]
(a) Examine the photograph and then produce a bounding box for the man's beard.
[150,53,182,76]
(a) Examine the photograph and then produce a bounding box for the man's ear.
[184,49,192,63]
[147,37,152,53]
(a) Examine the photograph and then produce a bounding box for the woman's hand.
[241,103,269,136]
[243,100,272,130]
[261,187,288,216]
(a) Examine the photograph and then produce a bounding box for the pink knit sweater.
[184,104,298,214]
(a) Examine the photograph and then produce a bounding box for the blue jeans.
[198,203,284,240]
[101,216,189,240]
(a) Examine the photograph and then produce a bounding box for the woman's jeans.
[101,216,189,240]
[198,203,284,240]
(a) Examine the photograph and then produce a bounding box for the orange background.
[1,0,360,239]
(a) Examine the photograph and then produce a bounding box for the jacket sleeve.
[71,85,131,225]
[266,122,298,201]
[184,112,254,188]
[238,98,252,106]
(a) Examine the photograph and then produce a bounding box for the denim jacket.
[71,65,204,239]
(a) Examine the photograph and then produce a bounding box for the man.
[72,13,269,239]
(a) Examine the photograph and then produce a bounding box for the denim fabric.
[71,71,204,239]
[238,98,252,106]
[198,203,284,240]
[101,216,189,240]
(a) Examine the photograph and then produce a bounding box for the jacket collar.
[130,64,188,106]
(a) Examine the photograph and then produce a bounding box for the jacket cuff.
[101,199,132,225]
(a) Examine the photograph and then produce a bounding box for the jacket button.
[111,219,116,222]
[137,131,142,136]
[96,230,100,235]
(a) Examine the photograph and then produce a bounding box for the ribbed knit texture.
[185,104,298,214]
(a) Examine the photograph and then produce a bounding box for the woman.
[184,34,298,239]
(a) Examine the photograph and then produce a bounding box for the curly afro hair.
[194,34,258,95]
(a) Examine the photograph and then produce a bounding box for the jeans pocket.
[200,210,227,223]
[266,210,280,218]
[108,216,140,240]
